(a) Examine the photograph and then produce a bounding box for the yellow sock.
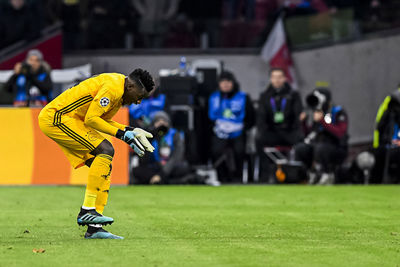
[95,174,111,214]
[82,154,113,209]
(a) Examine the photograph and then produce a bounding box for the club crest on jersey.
[100,97,110,107]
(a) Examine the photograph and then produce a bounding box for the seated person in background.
[132,111,208,185]
[208,71,255,183]
[256,67,303,181]
[4,49,52,107]
[129,87,167,129]
[371,87,400,183]
[295,88,348,185]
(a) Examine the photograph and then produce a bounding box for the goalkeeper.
[38,69,155,239]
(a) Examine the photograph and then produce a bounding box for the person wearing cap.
[4,49,53,107]
[208,70,255,182]
[295,87,349,184]
[370,87,400,183]
[256,67,303,182]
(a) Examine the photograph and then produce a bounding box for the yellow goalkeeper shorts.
[38,107,105,168]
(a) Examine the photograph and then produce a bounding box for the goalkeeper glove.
[117,128,154,157]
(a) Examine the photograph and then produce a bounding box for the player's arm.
[85,92,135,138]
[85,86,154,156]
[101,108,129,132]
[85,100,120,137]
[106,120,127,131]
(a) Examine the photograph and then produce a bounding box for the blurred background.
[0,0,400,186]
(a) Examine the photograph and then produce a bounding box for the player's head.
[124,68,155,105]
[269,67,286,89]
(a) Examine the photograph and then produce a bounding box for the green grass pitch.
[1,185,400,266]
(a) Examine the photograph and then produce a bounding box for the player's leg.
[39,113,122,238]
[78,140,115,226]
[81,140,123,239]
[90,140,114,215]
[84,157,109,213]
[81,140,114,211]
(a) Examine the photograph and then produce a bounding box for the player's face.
[123,78,148,105]
[270,70,286,89]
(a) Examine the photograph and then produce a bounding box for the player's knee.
[102,142,115,157]
[96,140,115,158]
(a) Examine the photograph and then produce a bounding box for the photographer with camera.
[132,111,213,185]
[4,49,52,107]
[295,87,348,184]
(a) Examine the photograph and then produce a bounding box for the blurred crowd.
[1,0,399,50]
[123,67,398,186]
[126,65,400,186]
[128,68,351,185]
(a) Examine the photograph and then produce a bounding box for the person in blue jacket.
[208,70,255,182]
[128,87,167,129]
[4,49,52,107]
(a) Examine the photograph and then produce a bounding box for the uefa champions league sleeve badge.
[100,97,110,107]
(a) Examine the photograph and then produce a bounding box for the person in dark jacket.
[0,0,40,49]
[132,111,210,185]
[208,70,255,182]
[256,67,303,181]
[85,0,131,49]
[295,87,348,184]
[4,49,53,107]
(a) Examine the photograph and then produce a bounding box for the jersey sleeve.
[84,83,123,136]
[102,107,127,131]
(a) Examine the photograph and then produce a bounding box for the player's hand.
[121,130,145,156]
[120,128,154,157]
[132,128,154,153]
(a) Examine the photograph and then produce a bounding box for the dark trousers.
[256,129,303,181]
[371,147,400,184]
[211,135,245,183]
[294,142,347,173]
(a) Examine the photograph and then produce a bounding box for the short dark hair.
[269,67,286,76]
[128,68,155,93]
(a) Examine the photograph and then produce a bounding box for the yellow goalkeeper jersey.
[45,73,127,136]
